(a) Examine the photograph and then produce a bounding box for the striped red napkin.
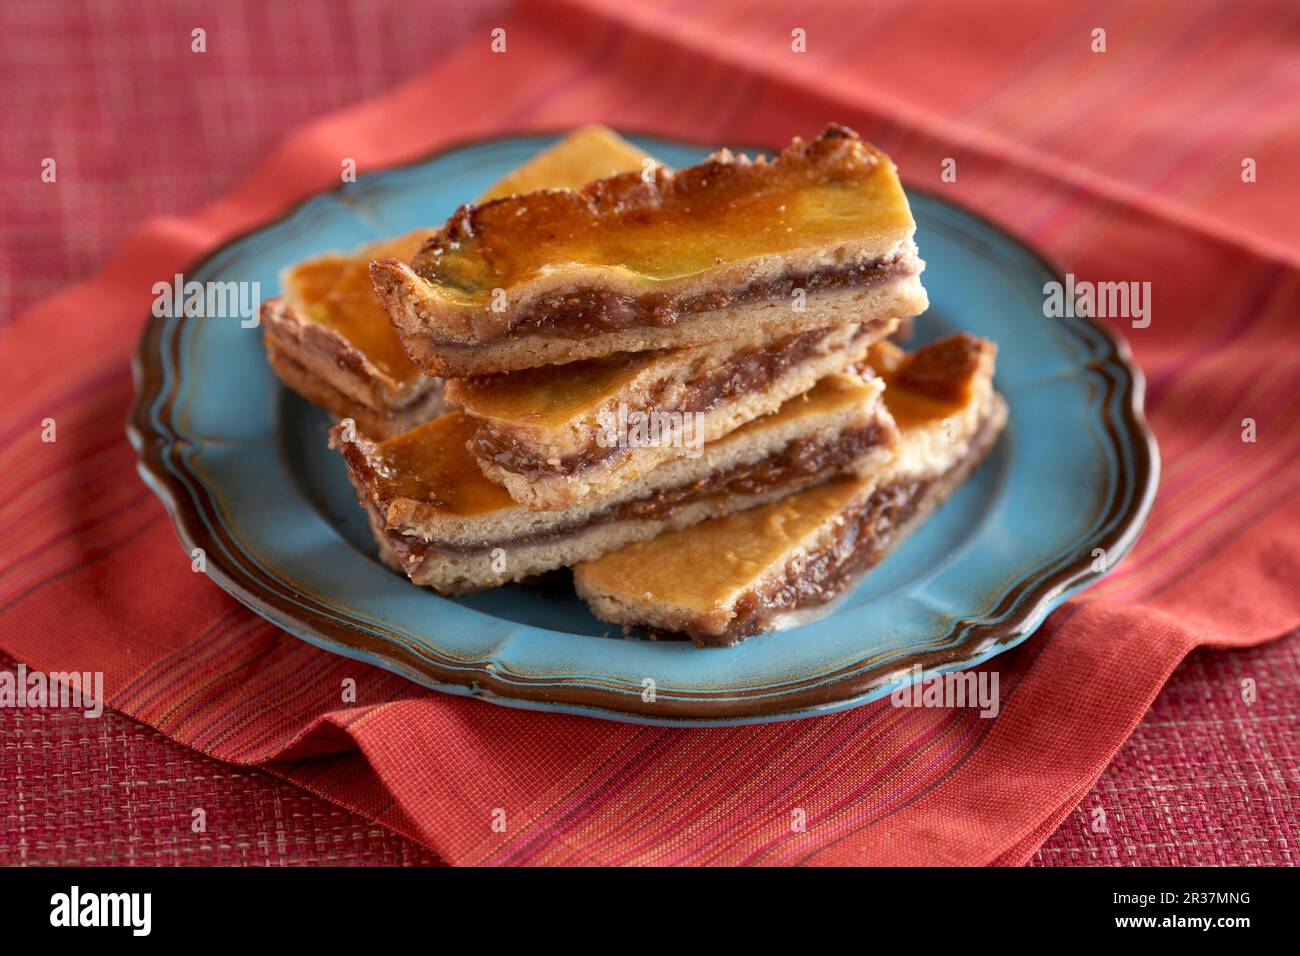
[2,0,1297,865]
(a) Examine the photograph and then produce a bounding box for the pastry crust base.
[262,296,444,438]
[371,125,922,373]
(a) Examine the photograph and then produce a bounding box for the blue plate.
[129,132,1159,725]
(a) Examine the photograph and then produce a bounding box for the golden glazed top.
[865,334,991,430]
[409,126,916,305]
[359,412,518,517]
[575,476,872,614]
[477,125,653,202]
[445,348,676,429]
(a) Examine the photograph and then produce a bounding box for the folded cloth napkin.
[2,0,1298,866]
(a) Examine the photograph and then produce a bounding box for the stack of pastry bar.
[262,125,1007,647]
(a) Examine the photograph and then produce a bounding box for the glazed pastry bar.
[370,125,927,376]
[332,372,896,595]
[574,335,1007,645]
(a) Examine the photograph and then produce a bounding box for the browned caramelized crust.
[336,412,515,519]
[370,126,928,375]
[283,232,433,386]
[895,332,988,403]
[419,251,914,342]
[863,334,995,431]
[413,126,903,297]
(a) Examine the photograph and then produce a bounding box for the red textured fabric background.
[1,0,1297,866]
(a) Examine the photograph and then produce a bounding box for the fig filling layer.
[468,324,876,480]
[504,254,915,339]
[380,420,890,567]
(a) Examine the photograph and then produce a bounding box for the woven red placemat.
[4,640,1294,866]
[2,0,1295,866]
